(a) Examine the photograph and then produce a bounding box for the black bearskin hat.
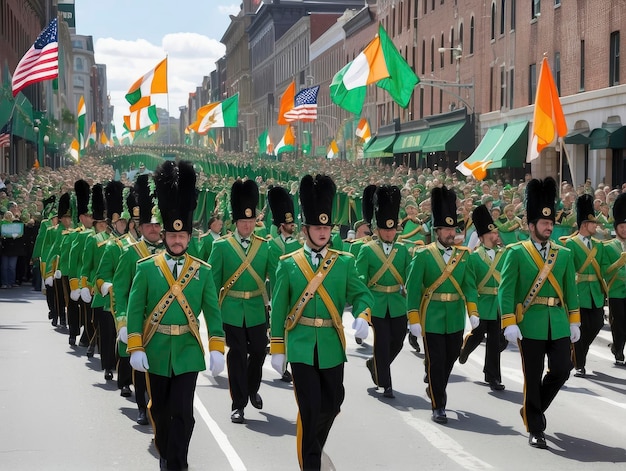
[91,183,106,221]
[74,179,91,216]
[135,174,158,225]
[373,185,401,229]
[267,185,295,226]
[431,186,458,228]
[105,180,125,223]
[576,193,596,228]
[154,160,197,233]
[230,179,259,221]
[57,192,71,219]
[525,177,557,224]
[473,204,498,237]
[613,193,626,229]
[299,174,336,226]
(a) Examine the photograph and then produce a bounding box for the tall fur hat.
[230,179,259,221]
[42,195,56,219]
[299,174,336,226]
[74,179,91,216]
[154,160,197,233]
[267,185,295,227]
[91,183,106,221]
[613,193,626,229]
[57,192,71,219]
[431,186,458,228]
[473,204,498,237]
[575,193,596,228]
[105,180,125,223]
[373,185,401,229]
[525,177,557,224]
[134,174,158,225]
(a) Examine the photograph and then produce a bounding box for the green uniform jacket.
[32,219,52,260]
[602,239,626,299]
[41,225,63,277]
[199,233,220,261]
[81,231,113,308]
[355,239,410,318]
[399,219,426,244]
[208,234,269,328]
[112,239,164,357]
[499,241,580,340]
[347,236,371,259]
[406,244,478,334]
[270,248,374,368]
[68,227,93,291]
[126,253,225,377]
[468,246,505,321]
[564,236,606,309]
[267,235,302,291]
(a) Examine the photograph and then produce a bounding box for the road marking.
[595,395,626,410]
[403,415,493,470]
[194,393,247,471]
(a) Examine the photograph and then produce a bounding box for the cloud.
[218,4,241,15]
[94,33,225,130]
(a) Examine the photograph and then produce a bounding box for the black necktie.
[312,250,322,267]
[585,237,591,249]
[540,244,547,260]
[241,238,250,249]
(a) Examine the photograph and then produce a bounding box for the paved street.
[1,284,626,470]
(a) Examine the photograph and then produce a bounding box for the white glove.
[54,270,62,279]
[80,287,92,303]
[209,351,225,377]
[117,326,128,344]
[45,276,53,287]
[271,353,286,375]
[570,323,581,343]
[352,317,369,340]
[409,323,422,338]
[469,315,480,329]
[504,325,523,343]
[70,289,80,301]
[130,351,150,372]
[100,281,112,297]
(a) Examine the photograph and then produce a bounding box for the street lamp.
[437,45,463,83]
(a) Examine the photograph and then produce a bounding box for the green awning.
[392,128,429,153]
[457,121,528,173]
[608,126,626,149]
[363,134,396,158]
[421,120,466,153]
[589,123,622,149]
[564,128,590,145]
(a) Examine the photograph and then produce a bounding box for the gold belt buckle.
[548,297,557,307]
[441,293,450,302]
[170,325,180,335]
[243,291,250,299]
[314,318,324,327]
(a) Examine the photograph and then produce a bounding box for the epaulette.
[252,233,268,242]
[454,246,471,251]
[138,253,159,264]
[187,254,210,267]
[329,247,353,258]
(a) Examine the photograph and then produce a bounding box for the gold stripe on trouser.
[518,340,529,431]
[293,380,304,470]
[142,371,157,442]
[423,334,435,408]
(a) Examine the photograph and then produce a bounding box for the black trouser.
[224,322,267,410]
[81,300,97,347]
[424,330,463,410]
[291,359,344,471]
[148,371,198,471]
[45,281,55,319]
[572,304,604,369]
[117,356,148,409]
[461,317,502,382]
[51,278,66,324]
[371,312,407,389]
[95,308,117,371]
[519,335,572,433]
[608,297,626,361]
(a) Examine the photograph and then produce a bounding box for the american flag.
[284,85,319,122]
[0,121,11,148]
[12,18,59,97]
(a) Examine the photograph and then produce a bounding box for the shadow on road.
[548,432,626,462]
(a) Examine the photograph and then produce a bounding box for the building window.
[424,0,427,15]
[500,65,506,108]
[431,38,435,72]
[450,27,455,64]
[470,17,475,53]
[422,39,426,74]
[459,23,464,50]
[511,0,516,30]
[532,0,540,19]
[500,0,506,35]
[610,31,620,86]
[554,52,561,93]
[489,66,494,111]
[555,0,561,5]
[529,63,537,104]
[491,3,496,40]
[509,68,515,108]
[580,40,585,91]
[432,0,435,11]
[75,57,84,71]
[440,34,445,68]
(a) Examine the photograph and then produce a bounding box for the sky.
[74,0,240,132]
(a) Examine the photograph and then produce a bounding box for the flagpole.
[560,138,576,189]
[166,54,171,146]
[8,100,17,174]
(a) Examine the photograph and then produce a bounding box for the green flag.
[376,25,419,108]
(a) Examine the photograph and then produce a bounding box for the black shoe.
[159,457,167,470]
[59,319,67,328]
[383,387,395,398]
[48,311,53,320]
[431,408,447,424]
[69,336,76,346]
[120,385,132,397]
[86,345,95,358]
[423,373,429,384]
[51,318,58,327]
[355,337,363,345]
[529,432,548,449]
[281,370,293,383]
[574,367,586,378]
[78,340,89,347]
[250,393,263,410]
[365,358,378,386]
[104,370,113,381]
[458,346,469,364]
[137,408,149,425]
[231,408,245,424]
[488,379,505,391]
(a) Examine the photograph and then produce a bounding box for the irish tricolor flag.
[189,94,239,134]
[125,58,168,106]
[355,118,371,143]
[275,126,295,155]
[77,96,86,149]
[326,140,339,159]
[124,102,159,131]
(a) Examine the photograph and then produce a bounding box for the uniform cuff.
[69,278,79,291]
[357,308,372,324]
[126,333,143,353]
[501,313,516,329]
[270,337,285,355]
[80,276,89,288]
[208,336,225,353]
[407,309,421,325]
[466,302,478,315]
[568,309,581,324]
[115,315,127,331]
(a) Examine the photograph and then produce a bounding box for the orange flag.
[527,57,567,162]
[277,81,295,125]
